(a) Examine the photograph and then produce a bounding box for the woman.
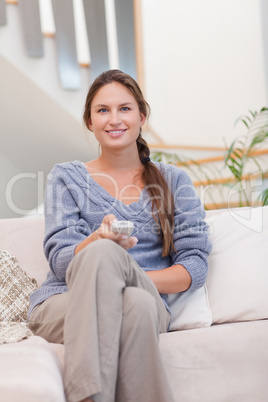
[28,69,211,402]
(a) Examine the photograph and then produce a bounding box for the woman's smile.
[106,129,127,138]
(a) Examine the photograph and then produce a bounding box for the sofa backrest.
[1,207,267,327]
[0,216,49,286]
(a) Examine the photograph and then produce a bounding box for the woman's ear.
[88,118,93,131]
[140,113,146,127]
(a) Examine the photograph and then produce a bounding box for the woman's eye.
[98,108,108,113]
[121,107,130,111]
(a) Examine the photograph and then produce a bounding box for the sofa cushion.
[0,250,38,322]
[0,336,66,402]
[168,285,212,331]
[167,210,222,331]
[160,319,268,402]
[0,322,33,345]
[206,206,268,324]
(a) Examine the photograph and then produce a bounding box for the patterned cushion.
[0,250,38,322]
[0,322,33,345]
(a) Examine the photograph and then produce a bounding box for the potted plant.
[150,107,268,209]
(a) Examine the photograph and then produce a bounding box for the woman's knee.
[67,239,128,284]
[87,238,121,254]
[75,239,125,264]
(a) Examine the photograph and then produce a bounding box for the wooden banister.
[149,143,227,152]
[193,171,268,187]
[204,200,262,210]
[174,148,268,166]
[177,156,224,166]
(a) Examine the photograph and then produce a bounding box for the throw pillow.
[0,250,38,322]
[206,206,268,324]
[168,285,212,331]
[0,322,33,345]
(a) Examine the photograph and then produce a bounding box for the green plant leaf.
[249,109,257,118]
[228,165,241,179]
[241,119,249,128]
[258,188,268,206]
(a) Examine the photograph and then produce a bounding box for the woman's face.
[88,82,145,152]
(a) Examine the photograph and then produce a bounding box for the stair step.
[19,0,43,57]
[51,0,81,89]
[0,0,7,24]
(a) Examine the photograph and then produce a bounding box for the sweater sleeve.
[170,166,212,291]
[43,164,90,282]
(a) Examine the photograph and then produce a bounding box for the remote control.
[110,220,134,237]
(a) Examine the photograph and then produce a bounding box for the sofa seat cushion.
[159,319,268,402]
[0,335,66,402]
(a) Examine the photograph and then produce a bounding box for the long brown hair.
[83,70,175,256]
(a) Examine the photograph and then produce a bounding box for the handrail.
[174,148,268,166]
[204,200,262,210]
[193,171,268,187]
[151,147,268,166]
[177,156,223,165]
[149,143,227,152]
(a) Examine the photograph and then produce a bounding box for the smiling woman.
[27,69,211,402]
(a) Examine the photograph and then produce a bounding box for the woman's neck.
[85,149,145,203]
[96,149,143,172]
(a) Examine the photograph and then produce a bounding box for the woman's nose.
[110,110,121,125]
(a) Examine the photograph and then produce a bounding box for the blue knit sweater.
[28,160,211,317]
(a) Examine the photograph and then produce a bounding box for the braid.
[136,133,175,257]
[137,130,150,161]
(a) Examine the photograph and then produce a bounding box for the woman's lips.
[106,129,127,138]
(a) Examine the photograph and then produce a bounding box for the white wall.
[142,0,267,147]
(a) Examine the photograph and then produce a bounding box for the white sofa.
[0,206,268,402]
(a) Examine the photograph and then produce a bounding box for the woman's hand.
[75,214,138,255]
[95,214,138,250]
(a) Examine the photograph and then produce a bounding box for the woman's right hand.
[75,214,138,255]
[95,214,138,250]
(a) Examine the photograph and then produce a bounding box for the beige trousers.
[29,239,175,402]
